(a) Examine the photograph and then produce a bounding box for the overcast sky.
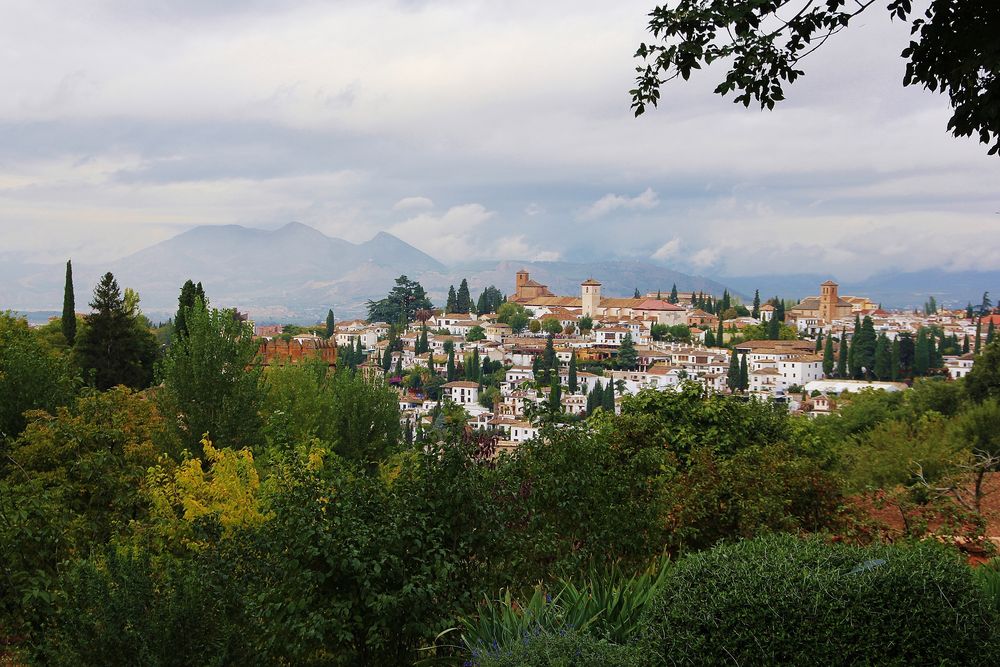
[2,0,998,280]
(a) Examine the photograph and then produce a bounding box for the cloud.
[579,187,659,220]
[392,195,434,211]
[690,247,721,270]
[651,237,681,261]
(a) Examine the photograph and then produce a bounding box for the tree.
[704,327,716,347]
[417,325,429,354]
[367,275,433,324]
[984,291,994,312]
[822,333,834,377]
[325,309,335,339]
[542,318,563,335]
[751,289,760,319]
[618,332,638,370]
[873,333,892,380]
[456,279,472,313]
[61,260,76,346]
[815,331,823,353]
[630,1,1000,156]
[914,328,931,376]
[76,273,158,390]
[173,280,206,339]
[975,317,983,354]
[850,316,876,379]
[924,296,938,315]
[568,352,579,393]
[446,285,458,313]
[766,313,780,340]
[466,325,486,342]
[446,347,456,382]
[738,353,748,392]
[990,320,997,345]
[528,319,542,334]
[633,288,641,299]
[966,340,1000,403]
[548,377,562,415]
[157,299,263,454]
[726,351,740,392]
[891,338,901,381]
[476,285,504,314]
[717,317,726,345]
[837,330,848,378]
[578,315,594,333]
[669,283,679,304]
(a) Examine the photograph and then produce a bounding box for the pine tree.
[457,279,472,313]
[751,289,760,319]
[726,351,740,391]
[669,283,678,304]
[568,352,578,393]
[61,259,77,346]
[618,332,638,370]
[428,349,436,375]
[325,309,336,339]
[446,285,458,313]
[967,303,975,319]
[738,353,748,391]
[775,299,785,322]
[891,338,901,381]
[823,334,835,376]
[394,356,402,378]
[77,272,157,390]
[381,344,393,373]
[837,329,848,378]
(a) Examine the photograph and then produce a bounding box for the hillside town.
[253,271,997,453]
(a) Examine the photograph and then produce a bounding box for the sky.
[1,0,998,281]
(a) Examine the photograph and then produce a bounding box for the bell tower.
[820,280,838,322]
[581,278,602,317]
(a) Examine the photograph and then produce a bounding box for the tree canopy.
[630,0,1000,155]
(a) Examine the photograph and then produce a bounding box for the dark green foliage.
[447,347,456,382]
[766,312,779,340]
[457,279,472,313]
[61,260,76,346]
[568,352,578,393]
[725,350,739,391]
[76,272,158,390]
[367,275,433,324]
[446,285,458,313]
[751,289,759,318]
[34,547,239,667]
[477,285,505,314]
[173,279,206,339]
[837,329,848,378]
[669,283,678,304]
[966,340,1000,403]
[873,331,892,380]
[822,333,834,377]
[914,327,931,376]
[617,332,638,370]
[640,534,998,666]
[0,314,77,440]
[476,629,643,667]
[737,353,747,391]
[157,300,262,453]
[631,0,1000,156]
[324,308,335,339]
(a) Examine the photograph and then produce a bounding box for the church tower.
[581,278,602,318]
[819,280,838,322]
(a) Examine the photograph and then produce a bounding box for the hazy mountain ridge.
[3,223,997,322]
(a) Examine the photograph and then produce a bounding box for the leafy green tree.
[704,326,716,347]
[324,308,335,339]
[578,315,594,333]
[966,340,1000,403]
[914,328,931,377]
[851,316,877,379]
[61,260,76,346]
[822,333,835,377]
[173,279,206,339]
[984,291,993,312]
[617,332,638,370]
[447,347,456,382]
[0,313,77,440]
[542,318,563,335]
[157,300,263,454]
[466,325,486,341]
[717,318,726,345]
[476,285,505,314]
[815,331,823,353]
[630,0,1000,156]
[367,275,433,324]
[766,313,780,340]
[975,318,983,354]
[76,273,158,390]
[457,279,472,313]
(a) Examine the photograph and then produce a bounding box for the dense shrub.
[640,534,998,666]
[475,629,643,667]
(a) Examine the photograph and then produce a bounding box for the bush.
[640,534,998,666]
[475,629,642,667]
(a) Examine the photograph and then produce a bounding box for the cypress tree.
[568,352,578,393]
[975,318,982,354]
[174,280,198,339]
[618,332,638,370]
[717,318,725,346]
[726,351,740,391]
[914,328,930,376]
[837,329,848,378]
[457,279,472,313]
[823,333,835,376]
[394,356,402,378]
[751,289,760,319]
[603,379,615,412]
[669,283,678,303]
[633,288,641,299]
[381,345,393,373]
[704,327,716,347]
[989,320,996,345]
[549,377,561,414]
[428,349,436,375]
[738,353,748,391]
[928,334,939,370]
[447,347,456,381]
[966,303,974,319]
[874,333,891,380]
[963,335,970,354]
[815,331,823,352]
[775,298,785,322]
[325,309,335,339]
[446,286,458,313]
[891,338,901,381]
[767,314,780,340]
[61,259,77,346]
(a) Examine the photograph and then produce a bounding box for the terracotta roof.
[581,278,602,286]
[821,280,839,286]
[443,381,480,389]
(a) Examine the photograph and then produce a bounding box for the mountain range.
[2,222,996,322]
